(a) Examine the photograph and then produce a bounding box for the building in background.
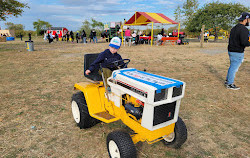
[47,27,68,38]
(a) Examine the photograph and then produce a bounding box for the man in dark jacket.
[28,32,31,41]
[225,12,250,90]
[81,30,86,43]
[55,33,58,41]
[70,31,74,42]
[76,32,79,43]
[92,29,97,43]
[66,31,70,42]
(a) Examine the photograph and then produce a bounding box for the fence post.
[200,25,205,48]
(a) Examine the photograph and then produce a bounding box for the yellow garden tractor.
[71,53,187,158]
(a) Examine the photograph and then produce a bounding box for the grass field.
[0,37,249,158]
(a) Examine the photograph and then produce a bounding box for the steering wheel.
[106,59,130,69]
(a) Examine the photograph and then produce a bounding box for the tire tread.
[162,117,187,148]
[71,91,100,129]
[107,131,137,158]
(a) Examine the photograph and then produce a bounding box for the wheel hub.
[109,140,120,158]
[71,101,80,123]
[163,132,175,142]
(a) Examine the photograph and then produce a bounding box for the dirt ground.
[0,38,249,158]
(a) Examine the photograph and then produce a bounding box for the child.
[85,37,125,84]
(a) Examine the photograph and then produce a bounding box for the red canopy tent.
[123,12,180,46]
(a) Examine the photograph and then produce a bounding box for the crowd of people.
[123,27,181,45]
[44,29,98,44]
[42,27,170,46]
[123,27,154,45]
[40,26,185,46]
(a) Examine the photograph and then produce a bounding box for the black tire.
[107,131,137,158]
[71,91,100,129]
[162,117,187,148]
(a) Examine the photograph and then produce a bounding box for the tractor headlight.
[154,89,168,102]
[172,85,183,97]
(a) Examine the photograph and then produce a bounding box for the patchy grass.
[0,38,249,157]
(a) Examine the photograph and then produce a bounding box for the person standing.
[157,33,163,46]
[124,27,131,42]
[225,12,250,90]
[66,31,69,42]
[55,33,58,41]
[92,29,97,43]
[70,31,74,42]
[76,32,78,43]
[20,33,23,41]
[89,30,93,43]
[47,32,50,42]
[49,32,53,43]
[82,29,86,43]
[161,28,164,36]
[28,32,31,41]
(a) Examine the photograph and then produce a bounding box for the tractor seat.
[84,53,103,81]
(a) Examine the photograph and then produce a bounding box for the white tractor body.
[107,68,185,131]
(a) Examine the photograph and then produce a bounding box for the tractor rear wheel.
[162,117,187,148]
[107,131,137,158]
[71,91,100,129]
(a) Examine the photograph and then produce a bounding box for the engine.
[124,103,143,120]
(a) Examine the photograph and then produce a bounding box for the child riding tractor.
[71,41,187,158]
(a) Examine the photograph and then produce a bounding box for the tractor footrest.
[92,111,119,123]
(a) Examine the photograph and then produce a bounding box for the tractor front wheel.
[107,131,137,158]
[71,91,100,129]
[162,117,187,148]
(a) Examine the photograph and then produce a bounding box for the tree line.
[1,0,249,38]
[174,0,249,37]
[3,18,104,37]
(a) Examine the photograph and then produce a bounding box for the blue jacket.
[89,49,124,72]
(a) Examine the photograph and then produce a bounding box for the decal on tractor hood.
[123,71,175,86]
[116,69,183,90]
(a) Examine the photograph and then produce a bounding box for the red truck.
[171,29,185,37]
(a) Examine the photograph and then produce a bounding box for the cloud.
[58,0,122,6]
[155,0,176,5]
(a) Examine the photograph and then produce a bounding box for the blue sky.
[0,0,249,31]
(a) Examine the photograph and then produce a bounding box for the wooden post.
[200,25,205,48]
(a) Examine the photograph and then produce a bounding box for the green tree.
[80,20,91,37]
[33,19,52,35]
[185,2,249,34]
[80,19,104,37]
[174,5,182,23]
[5,22,25,37]
[5,22,24,30]
[0,0,29,21]
[182,0,199,25]
[91,18,104,30]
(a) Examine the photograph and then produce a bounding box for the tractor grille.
[153,101,176,126]
[154,89,167,102]
[172,85,183,98]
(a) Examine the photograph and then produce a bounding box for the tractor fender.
[74,82,105,115]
